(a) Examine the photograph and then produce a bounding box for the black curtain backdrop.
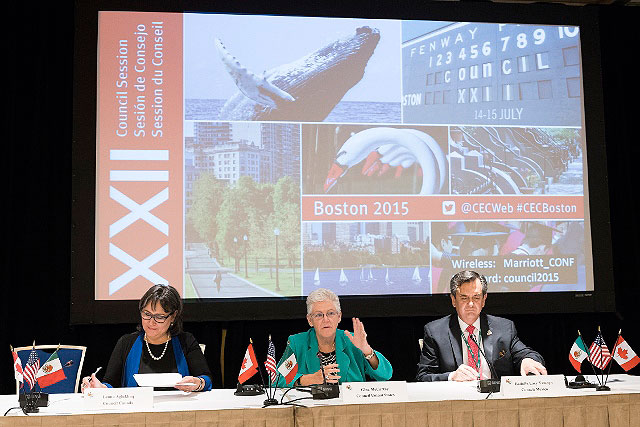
[1,2,639,394]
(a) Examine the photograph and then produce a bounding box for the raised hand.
[344,318,373,355]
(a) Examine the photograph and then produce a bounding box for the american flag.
[265,338,278,384]
[23,348,40,390]
[589,332,612,370]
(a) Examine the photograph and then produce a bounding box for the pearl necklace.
[145,334,170,361]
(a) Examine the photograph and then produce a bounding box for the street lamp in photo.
[243,234,248,278]
[233,237,238,273]
[274,228,280,292]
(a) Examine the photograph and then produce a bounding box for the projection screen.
[91,10,604,318]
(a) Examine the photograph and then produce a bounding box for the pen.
[82,367,103,391]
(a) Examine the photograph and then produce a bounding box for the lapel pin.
[487,330,492,336]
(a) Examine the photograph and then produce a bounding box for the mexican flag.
[277,353,298,384]
[569,336,588,373]
[612,336,640,371]
[36,350,66,388]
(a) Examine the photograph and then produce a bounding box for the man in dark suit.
[417,270,546,382]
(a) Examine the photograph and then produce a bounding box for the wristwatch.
[364,349,375,360]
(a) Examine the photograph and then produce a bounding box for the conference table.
[1,375,639,427]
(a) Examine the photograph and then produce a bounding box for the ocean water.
[302,267,431,296]
[186,99,226,120]
[325,101,401,124]
[185,99,401,123]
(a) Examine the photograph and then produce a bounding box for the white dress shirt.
[447,316,492,380]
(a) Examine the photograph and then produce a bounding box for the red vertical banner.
[96,12,183,300]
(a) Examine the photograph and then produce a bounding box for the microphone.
[310,353,339,399]
[319,361,327,384]
[468,332,501,393]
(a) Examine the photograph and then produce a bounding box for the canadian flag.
[612,336,640,371]
[12,349,23,384]
[277,353,298,384]
[238,344,258,384]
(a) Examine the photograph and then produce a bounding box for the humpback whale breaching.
[214,27,380,121]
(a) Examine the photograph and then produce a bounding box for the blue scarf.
[122,333,189,387]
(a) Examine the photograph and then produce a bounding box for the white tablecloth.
[1,375,639,426]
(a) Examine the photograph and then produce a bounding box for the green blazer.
[275,328,392,387]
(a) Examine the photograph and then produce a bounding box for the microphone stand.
[468,333,501,393]
[310,354,340,399]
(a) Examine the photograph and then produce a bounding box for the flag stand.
[263,369,281,406]
[567,374,596,389]
[19,390,47,413]
[18,340,44,413]
[233,382,264,396]
[590,326,613,392]
[260,368,277,406]
[571,327,640,392]
[594,328,622,392]
[235,339,264,396]
[598,329,623,392]
[263,396,279,406]
[262,367,280,405]
[21,393,39,413]
[263,335,281,406]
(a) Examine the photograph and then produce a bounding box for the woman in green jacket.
[276,288,392,387]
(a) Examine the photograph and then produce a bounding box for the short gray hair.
[306,288,341,315]
[449,270,488,296]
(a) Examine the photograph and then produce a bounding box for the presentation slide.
[95,11,591,301]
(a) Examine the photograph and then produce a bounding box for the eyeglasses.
[309,310,340,320]
[141,310,173,323]
[457,294,484,304]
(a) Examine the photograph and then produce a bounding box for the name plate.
[341,381,408,404]
[83,387,153,411]
[501,375,566,398]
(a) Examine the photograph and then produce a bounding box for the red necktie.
[466,324,481,379]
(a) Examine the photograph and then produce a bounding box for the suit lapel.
[306,329,321,374]
[480,314,494,365]
[448,315,463,366]
[335,332,351,379]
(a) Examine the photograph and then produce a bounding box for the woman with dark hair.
[81,284,212,392]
